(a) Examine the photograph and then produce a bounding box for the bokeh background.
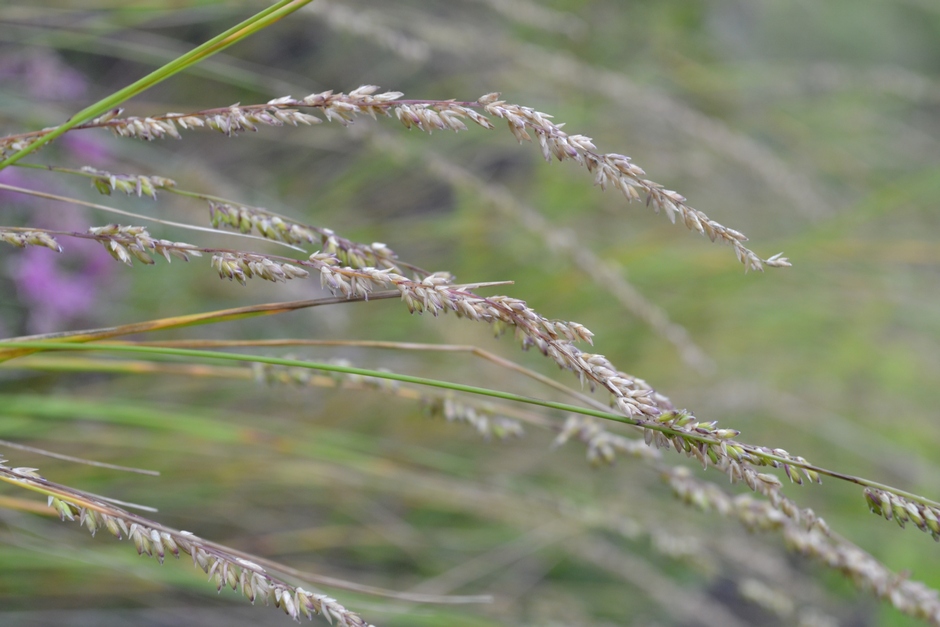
[1,1,939,625]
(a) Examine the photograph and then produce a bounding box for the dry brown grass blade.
[0,292,400,362]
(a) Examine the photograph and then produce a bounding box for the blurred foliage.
[1,1,940,626]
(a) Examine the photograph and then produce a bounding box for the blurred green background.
[1,1,939,625]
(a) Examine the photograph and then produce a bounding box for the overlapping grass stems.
[0,21,939,626]
[5,337,940,623]
[0,352,794,624]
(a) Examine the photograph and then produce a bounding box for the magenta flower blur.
[11,241,112,334]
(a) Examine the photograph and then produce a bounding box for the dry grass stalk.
[6,349,931,623]
[0,439,158,476]
[2,224,204,265]
[4,47,932,622]
[207,200,420,274]
[0,230,854,516]
[300,255,674,418]
[42,163,418,273]
[321,6,831,218]
[473,93,787,272]
[510,45,834,219]
[667,466,940,624]
[401,143,713,371]
[0,461,374,626]
[0,87,787,270]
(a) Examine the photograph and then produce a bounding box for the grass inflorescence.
[1,3,938,627]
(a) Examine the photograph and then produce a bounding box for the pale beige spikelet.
[553,414,659,465]
[0,229,63,252]
[88,224,202,266]
[211,252,309,285]
[0,461,375,626]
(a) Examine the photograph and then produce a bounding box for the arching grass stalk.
[0,464,489,626]
[3,340,938,513]
[7,164,433,275]
[0,0,315,171]
[0,293,402,362]
[3,87,787,270]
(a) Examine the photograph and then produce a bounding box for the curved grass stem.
[0,0,316,171]
[2,340,938,512]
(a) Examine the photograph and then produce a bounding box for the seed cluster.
[640,409,830,511]
[866,488,940,540]
[81,166,176,199]
[209,201,405,272]
[297,85,495,133]
[212,252,309,284]
[1,463,372,626]
[107,103,321,140]
[424,395,525,440]
[784,527,940,624]
[417,154,713,371]
[666,466,940,624]
[0,85,789,270]
[0,137,29,157]
[0,229,62,252]
[210,201,319,245]
[554,414,659,466]
[304,251,675,418]
[88,224,201,266]
[475,93,788,272]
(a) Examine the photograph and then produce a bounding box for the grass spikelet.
[0,461,376,626]
[1,5,936,627]
[1,84,783,269]
[0,229,63,252]
[212,252,309,284]
[81,166,177,199]
[88,225,202,266]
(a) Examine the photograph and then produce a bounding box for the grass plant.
[1,2,939,626]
